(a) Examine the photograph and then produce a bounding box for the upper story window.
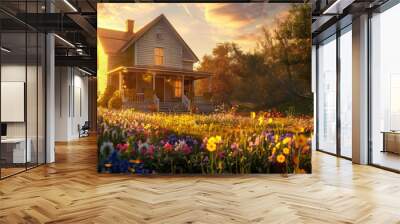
[154,47,164,65]
[156,33,163,40]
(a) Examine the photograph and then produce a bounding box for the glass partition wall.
[316,25,353,159]
[317,35,337,154]
[0,2,46,179]
[370,3,400,171]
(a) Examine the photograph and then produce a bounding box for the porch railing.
[121,89,134,104]
[153,94,160,112]
[182,94,191,112]
[136,93,145,103]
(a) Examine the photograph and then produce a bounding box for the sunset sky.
[97,3,292,59]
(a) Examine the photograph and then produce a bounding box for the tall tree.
[196,4,312,114]
[197,43,241,104]
[258,4,312,101]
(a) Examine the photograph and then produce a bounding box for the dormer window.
[154,47,164,65]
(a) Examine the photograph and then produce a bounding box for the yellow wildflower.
[268,118,273,124]
[277,154,286,163]
[258,116,264,125]
[297,134,307,147]
[283,137,291,145]
[207,142,217,152]
[250,112,256,119]
[283,147,290,155]
[215,135,222,143]
[208,136,216,144]
[274,134,279,143]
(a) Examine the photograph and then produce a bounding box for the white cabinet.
[1,138,32,163]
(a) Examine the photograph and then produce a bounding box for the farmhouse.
[98,14,213,112]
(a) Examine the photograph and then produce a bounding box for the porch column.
[135,73,138,92]
[182,75,185,97]
[118,71,123,91]
[152,72,156,91]
[192,79,195,96]
[208,76,212,92]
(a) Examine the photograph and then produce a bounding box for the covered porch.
[107,66,212,112]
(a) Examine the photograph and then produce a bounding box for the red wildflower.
[163,142,173,152]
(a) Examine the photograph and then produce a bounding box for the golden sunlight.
[97,38,108,96]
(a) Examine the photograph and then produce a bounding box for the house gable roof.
[98,28,134,54]
[119,14,199,62]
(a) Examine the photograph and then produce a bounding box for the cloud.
[236,32,261,42]
[203,3,290,29]
[97,3,167,31]
[97,3,294,59]
[200,3,291,52]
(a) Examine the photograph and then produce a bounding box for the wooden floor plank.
[0,136,399,224]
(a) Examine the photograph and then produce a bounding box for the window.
[154,47,164,65]
[156,33,163,40]
[174,80,182,97]
[317,35,337,154]
[339,27,352,158]
[370,3,400,171]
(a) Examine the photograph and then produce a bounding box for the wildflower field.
[98,109,313,174]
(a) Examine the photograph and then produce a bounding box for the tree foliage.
[197,4,312,114]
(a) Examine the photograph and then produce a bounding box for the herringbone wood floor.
[1,136,400,224]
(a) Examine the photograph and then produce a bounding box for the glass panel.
[317,35,337,154]
[26,0,40,169]
[371,4,400,171]
[1,30,27,177]
[0,1,46,178]
[38,33,45,165]
[27,31,38,169]
[339,28,352,158]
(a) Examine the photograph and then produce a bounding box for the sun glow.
[97,38,108,96]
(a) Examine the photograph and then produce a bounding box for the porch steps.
[159,101,189,113]
[123,102,153,112]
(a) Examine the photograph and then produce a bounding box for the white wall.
[1,63,46,164]
[55,67,69,141]
[1,65,34,137]
[55,67,89,141]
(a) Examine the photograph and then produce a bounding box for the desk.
[382,131,400,154]
[1,138,31,163]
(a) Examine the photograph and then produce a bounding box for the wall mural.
[97,3,313,174]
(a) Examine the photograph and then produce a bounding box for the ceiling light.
[63,0,78,12]
[78,67,93,76]
[323,0,355,15]
[54,34,75,48]
[1,47,11,53]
